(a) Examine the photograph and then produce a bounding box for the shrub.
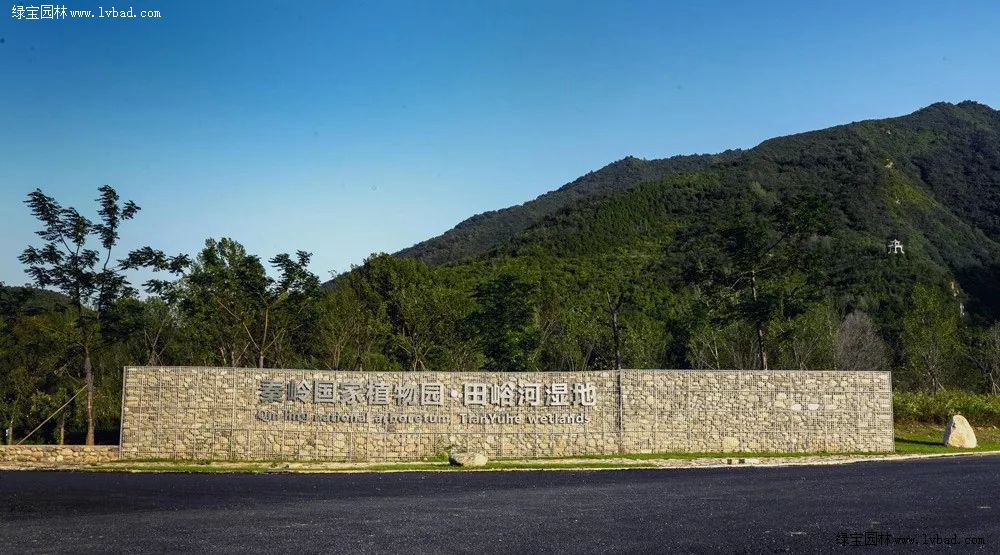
[894,391,1000,426]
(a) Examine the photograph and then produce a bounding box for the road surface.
[1,455,997,553]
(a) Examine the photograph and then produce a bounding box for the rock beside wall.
[0,445,120,465]
[942,415,977,448]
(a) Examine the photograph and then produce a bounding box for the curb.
[2,450,999,474]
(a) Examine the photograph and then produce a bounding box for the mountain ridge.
[478,100,1000,321]
[393,101,999,273]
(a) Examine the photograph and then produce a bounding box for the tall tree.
[776,302,838,370]
[191,239,269,367]
[317,286,370,370]
[902,284,961,391]
[128,238,321,368]
[0,286,29,444]
[19,186,140,445]
[967,322,1000,395]
[596,269,642,370]
[704,190,829,370]
[605,290,625,370]
[347,254,473,371]
[468,273,541,372]
[835,310,890,372]
[105,297,182,366]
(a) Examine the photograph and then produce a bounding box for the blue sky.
[2,1,998,286]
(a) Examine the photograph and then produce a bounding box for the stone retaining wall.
[120,367,894,461]
[0,445,120,465]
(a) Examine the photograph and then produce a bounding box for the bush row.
[894,391,1000,426]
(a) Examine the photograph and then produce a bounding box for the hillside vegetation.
[396,151,742,265]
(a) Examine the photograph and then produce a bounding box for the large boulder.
[448,451,488,467]
[942,415,978,448]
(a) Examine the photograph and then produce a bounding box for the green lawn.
[893,422,1000,455]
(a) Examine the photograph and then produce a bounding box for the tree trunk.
[58,413,66,446]
[259,306,270,369]
[928,369,944,392]
[925,358,944,392]
[5,415,12,446]
[750,268,769,371]
[611,309,622,371]
[84,348,95,446]
[606,292,624,371]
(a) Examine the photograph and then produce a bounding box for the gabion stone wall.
[0,446,120,465]
[119,367,893,461]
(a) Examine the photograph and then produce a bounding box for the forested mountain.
[476,100,1000,318]
[397,150,742,265]
[406,102,999,264]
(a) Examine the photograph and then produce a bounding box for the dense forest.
[397,149,744,265]
[3,101,1000,445]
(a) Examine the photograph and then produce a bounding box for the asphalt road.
[1,455,997,554]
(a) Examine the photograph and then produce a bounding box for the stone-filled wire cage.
[119,367,894,462]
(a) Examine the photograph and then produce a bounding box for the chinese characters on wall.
[258,379,598,408]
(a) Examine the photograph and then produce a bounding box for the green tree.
[902,284,962,391]
[193,239,318,368]
[602,281,630,371]
[967,322,1000,395]
[317,286,377,370]
[705,193,829,370]
[347,254,473,371]
[105,297,182,366]
[0,308,77,445]
[537,280,603,372]
[18,186,141,445]
[686,320,759,370]
[774,302,838,370]
[128,238,321,368]
[468,273,541,372]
